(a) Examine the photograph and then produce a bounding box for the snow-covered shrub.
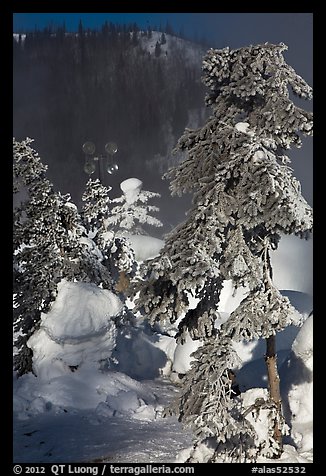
[28,280,122,379]
[106,178,163,236]
[81,178,136,296]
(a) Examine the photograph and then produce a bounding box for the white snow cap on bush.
[235,121,254,135]
[120,178,143,204]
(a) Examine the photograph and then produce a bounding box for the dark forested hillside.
[13,25,207,232]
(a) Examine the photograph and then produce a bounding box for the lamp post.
[82,141,118,183]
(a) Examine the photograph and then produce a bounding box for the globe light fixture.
[82,140,119,182]
[105,142,118,175]
[105,142,118,155]
[84,159,96,175]
[82,141,96,156]
[106,164,119,175]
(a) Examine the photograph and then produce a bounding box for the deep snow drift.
[13,234,313,463]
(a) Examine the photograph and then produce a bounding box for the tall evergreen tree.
[155,41,161,58]
[81,178,112,239]
[160,32,167,45]
[134,43,313,461]
[13,138,87,375]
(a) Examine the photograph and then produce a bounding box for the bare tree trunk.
[265,334,283,455]
[115,270,130,294]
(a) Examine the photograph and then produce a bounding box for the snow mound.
[292,313,313,359]
[106,390,141,413]
[13,367,159,421]
[172,331,203,375]
[280,314,313,454]
[93,371,158,422]
[127,234,164,261]
[270,234,313,295]
[102,389,156,421]
[112,325,176,379]
[28,280,122,380]
[37,280,122,342]
[120,178,143,204]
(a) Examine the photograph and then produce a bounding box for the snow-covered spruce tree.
[81,178,136,297]
[106,178,163,236]
[13,138,90,375]
[81,177,112,239]
[134,43,312,461]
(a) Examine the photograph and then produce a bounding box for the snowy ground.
[13,274,191,463]
[13,233,313,464]
[13,378,193,463]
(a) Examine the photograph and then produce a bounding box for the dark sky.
[13,12,313,205]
